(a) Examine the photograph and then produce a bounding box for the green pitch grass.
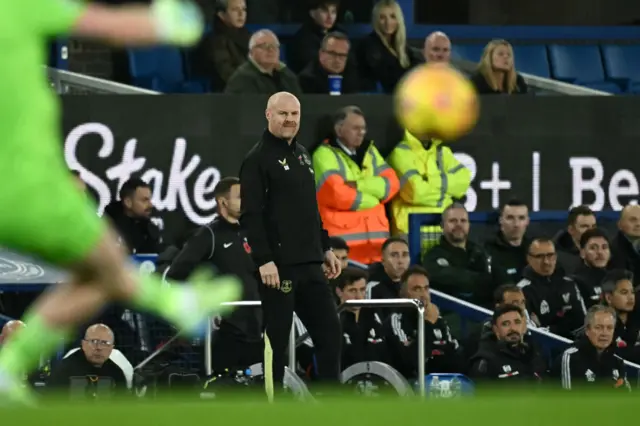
[4,392,635,426]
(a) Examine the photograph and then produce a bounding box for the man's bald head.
[619,204,640,238]
[424,31,451,64]
[82,323,115,366]
[0,320,25,344]
[266,92,301,142]
[85,323,114,341]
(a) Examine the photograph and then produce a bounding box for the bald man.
[47,323,127,394]
[423,31,451,64]
[0,321,25,345]
[224,30,302,96]
[240,92,342,397]
[611,205,640,287]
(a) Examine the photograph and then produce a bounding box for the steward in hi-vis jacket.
[313,136,399,265]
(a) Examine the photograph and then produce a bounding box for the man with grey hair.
[225,29,301,95]
[552,305,630,390]
[312,105,399,264]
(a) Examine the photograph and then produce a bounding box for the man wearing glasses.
[225,29,302,95]
[517,238,587,339]
[298,32,359,94]
[47,324,130,397]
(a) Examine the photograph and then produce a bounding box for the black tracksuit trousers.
[259,263,342,385]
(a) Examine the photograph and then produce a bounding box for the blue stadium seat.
[452,44,484,63]
[601,44,640,92]
[512,45,550,78]
[127,47,205,93]
[547,44,620,92]
[279,44,288,63]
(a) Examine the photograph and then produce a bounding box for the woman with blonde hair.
[356,0,421,93]
[470,39,528,95]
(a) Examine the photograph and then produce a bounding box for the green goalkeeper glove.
[152,0,204,46]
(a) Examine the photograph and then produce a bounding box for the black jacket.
[340,309,388,368]
[239,129,331,267]
[355,31,422,93]
[614,315,640,364]
[298,57,360,94]
[383,308,461,378]
[422,236,507,308]
[484,231,530,282]
[517,267,587,339]
[365,262,401,320]
[288,18,344,73]
[165,217,262,342]
[469,71,528,95]
[610,231,640,286]
[47,350,128,395]
[104,201,163,254]
[571,263,607,308]
[224,60,302,96]
[469,334,546,383]
[552,338,630,390]
[553,230,581,275]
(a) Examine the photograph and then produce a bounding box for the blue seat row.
[453,44,640,93]
[128,43,640,94]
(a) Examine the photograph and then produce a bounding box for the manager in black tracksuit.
[239,92,342,389]
[165,177,262,373]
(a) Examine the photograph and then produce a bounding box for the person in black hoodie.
[288,0,342,73]
[335,267,388,368]
[164,177,262,373]
[517,238,587,339]
[602,269,640,364]
[484,199,531,282]
[552,305,630,391]
[298,31,359,94]
[384,266,461,378]
[571,228,611,308]
[469,305,546,384]
[553,205,596,275]
[366,237,410,320]
[103,177,163,254]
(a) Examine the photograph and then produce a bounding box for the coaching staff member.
[239,91,342,394]
[165,177,262,372]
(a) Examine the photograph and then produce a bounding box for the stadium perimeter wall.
[61,95,640,242]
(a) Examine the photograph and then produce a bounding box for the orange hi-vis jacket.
[312,138,400,264]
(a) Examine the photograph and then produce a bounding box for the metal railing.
[451,57,612,96]
[133,298,428,396]
[292,298,427,397]
[47,67,160,95]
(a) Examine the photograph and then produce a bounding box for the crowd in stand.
[191,0,529,95]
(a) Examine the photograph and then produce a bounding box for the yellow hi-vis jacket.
[387,131,471,235]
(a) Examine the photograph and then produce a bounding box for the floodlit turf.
[3,392,635,426]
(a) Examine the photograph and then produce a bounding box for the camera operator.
[469,305,546,384]
[165,177,262,372]
[552,305,630,391]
